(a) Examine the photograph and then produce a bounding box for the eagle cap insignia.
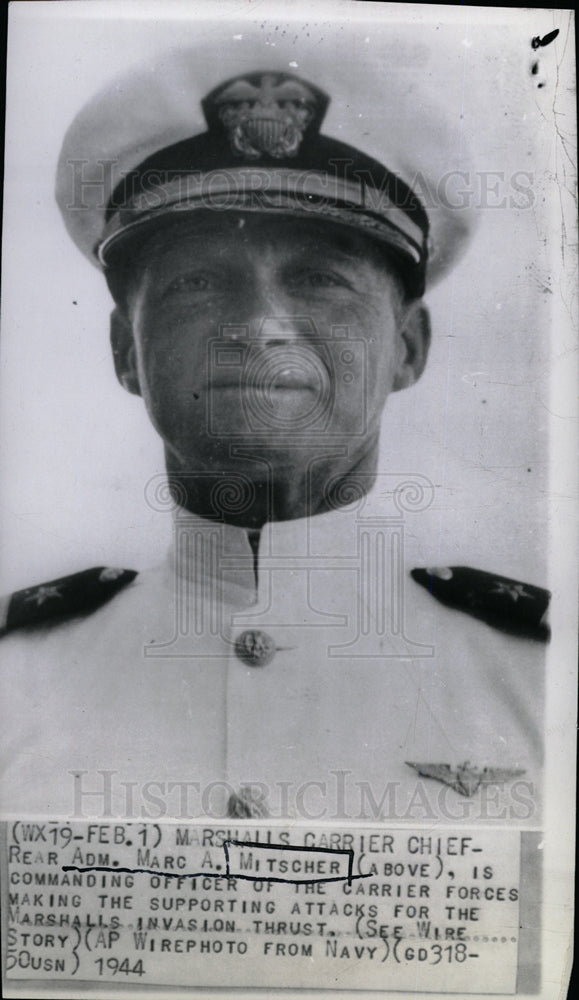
[203,72,329,160]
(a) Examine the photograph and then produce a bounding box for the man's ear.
[110,308,141,395]
[392,303,431,392]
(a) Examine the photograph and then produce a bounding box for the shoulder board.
[0,567,138,638]
[410,566,550,641]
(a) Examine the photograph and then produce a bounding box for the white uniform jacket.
[0,500,545,823]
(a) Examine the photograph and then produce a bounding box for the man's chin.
[191,435,334,467]
[206,398,332,439]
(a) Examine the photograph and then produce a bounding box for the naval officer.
[0,53,547,821]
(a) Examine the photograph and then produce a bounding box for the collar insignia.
[406,760,526,797]
[203,72,329,160]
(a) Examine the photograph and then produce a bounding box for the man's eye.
[295,271,349,290]
[164,274,212,295]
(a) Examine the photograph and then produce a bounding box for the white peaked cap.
[55,28,478,291]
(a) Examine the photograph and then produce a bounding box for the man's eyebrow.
[294,227,383,261]
[290,241,365,265]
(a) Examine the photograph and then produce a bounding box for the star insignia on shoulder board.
[405,760,526,798]
[489,581,533,602]
[410,565,550,640]
[24,584,63,606]
[1,567,138,638]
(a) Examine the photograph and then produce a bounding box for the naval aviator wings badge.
[405,760,526,798]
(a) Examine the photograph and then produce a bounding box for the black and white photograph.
[0,2,576,997]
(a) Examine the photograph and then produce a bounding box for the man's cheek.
[316,298,385,331]
[141,347,202,390]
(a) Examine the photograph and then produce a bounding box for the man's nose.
[254,314,317,344]
[245,288,317,344]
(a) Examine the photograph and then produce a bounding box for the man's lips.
[211,349,330,392]
[210,370,320,391]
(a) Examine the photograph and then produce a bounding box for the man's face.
[115,213,427,474]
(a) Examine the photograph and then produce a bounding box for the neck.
[164,438,380,528]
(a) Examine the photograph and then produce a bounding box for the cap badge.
[203,72,328,160]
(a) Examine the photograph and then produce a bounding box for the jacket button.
[234,629,276,667]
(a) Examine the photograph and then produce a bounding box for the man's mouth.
[252,367,319,392]
[211,374,317,391]
[210,347,330,394]
[207,345,336,431]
